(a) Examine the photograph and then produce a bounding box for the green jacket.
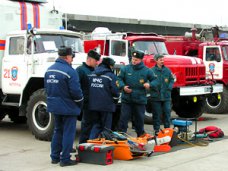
[150,65,174,101]
[117,62,153,104]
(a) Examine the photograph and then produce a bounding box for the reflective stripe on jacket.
[44,58,83,115]
[88,64,120,112]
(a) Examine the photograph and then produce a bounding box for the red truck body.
[165,27,228,113]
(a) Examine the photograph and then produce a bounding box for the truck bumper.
[179,84,223,96]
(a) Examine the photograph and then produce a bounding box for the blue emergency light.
[27,23,32,31]
[219,33,228,39]
[59,26,65,30]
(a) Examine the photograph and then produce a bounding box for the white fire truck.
[0,0,85,140]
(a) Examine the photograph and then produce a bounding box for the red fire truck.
[165,27,228,114]
[84,28,223,123]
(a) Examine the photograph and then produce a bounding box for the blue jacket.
[150,65,174,101]
[44,58,84,115]
[117,62,154,104]
[88,64,120,112]
[76,62,94,108]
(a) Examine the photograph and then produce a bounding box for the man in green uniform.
[150,54,174,135]
[117,50,153,137]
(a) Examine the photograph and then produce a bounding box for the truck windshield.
[32,35,83,54]
[132,41,168,55]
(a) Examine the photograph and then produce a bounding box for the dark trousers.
[118,103,145,137]
[50,114,77,163]
[79,109,94,144]
[151,100,171,132]
[89,111,112,139]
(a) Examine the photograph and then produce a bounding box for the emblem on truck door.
[209,63,215,73]
[11,66,18,81]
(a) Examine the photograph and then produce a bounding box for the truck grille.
[185,66,205,84]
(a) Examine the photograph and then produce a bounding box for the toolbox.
[77,143,114,165]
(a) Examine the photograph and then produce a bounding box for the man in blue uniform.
[45,46,83,167]
[76,50,101,143]
[88,57,120,138]
[150,54,174,135]
[117,50,153,137]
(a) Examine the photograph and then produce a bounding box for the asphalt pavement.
[0,112,228,171]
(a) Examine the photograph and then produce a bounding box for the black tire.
[27,89,54,141]
[173,98,205,118]
[205,85,228,114]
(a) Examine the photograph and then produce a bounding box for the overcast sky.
[49,0,228,26]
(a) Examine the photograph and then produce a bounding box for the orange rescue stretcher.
[87,135,155,160]
[87,128,174,160]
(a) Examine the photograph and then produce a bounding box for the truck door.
[2,36,29,94]
[203,46,223,80]
[221,46,228,84]
[109,40,129,65]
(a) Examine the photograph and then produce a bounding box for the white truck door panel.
[204,46,223,80]
[2,36,28,94]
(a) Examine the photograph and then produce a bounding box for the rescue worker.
[117,50,153,137]
[88,57,120,138]
[45,46,83,167]
[77,50,101,144]
[150,54,174,135]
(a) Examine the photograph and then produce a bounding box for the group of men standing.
[44,46,174,167]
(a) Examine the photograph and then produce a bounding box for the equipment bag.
[199,126,224,138]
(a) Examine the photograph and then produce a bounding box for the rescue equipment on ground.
[198,126,224,138]
[87,129,155,160]
[77,143,114,165]
[172,119,210,146]
[172,119,194,141]
[153,128,173,152]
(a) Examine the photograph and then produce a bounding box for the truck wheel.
[173,99,205,118]
[27,89,54,141]
[205,86,228,114]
